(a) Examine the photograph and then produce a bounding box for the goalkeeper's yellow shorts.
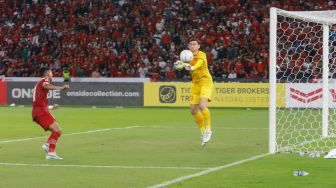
[190,82,213,104]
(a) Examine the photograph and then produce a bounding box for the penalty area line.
[0,125,165,144]
[147,153,272,188]
[0,162,208,170]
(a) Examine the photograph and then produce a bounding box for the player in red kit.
[32,67,69,160]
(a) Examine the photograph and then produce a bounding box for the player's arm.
[184,58,204,71]
[48,104,59,110]
[42,82,69,90]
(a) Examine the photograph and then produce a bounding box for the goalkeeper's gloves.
[174,61,194,71]
[174,60,183,66]
[174,60,184,70]
[183,63,194,71]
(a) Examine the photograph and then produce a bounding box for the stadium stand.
[0,0,335,81]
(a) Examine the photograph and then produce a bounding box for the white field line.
[220,127,268,130]
[0,127,270,177]
[159,127,267,130]
[0,162,207,170]
[0,126,267,144]
[0,126,164,144]
[147,153,272,188]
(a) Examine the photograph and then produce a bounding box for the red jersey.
[32,78,50,118]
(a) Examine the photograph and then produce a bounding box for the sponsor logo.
[329,89,336,102]
[290,87,336,103]
[159,86,176,103]
[290,87,322,103]
[11,88,60,99]
[66,90,139,97]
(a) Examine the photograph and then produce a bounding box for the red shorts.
[33,113,56,131]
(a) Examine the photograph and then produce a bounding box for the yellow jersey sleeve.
[189,51,213,84]
[192,58,204,70]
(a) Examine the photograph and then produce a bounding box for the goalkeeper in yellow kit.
[177,38,214,146]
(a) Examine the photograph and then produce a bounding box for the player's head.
[40,67,53,79]
[188,38,201,53]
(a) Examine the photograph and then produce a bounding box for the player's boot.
[42,143,49,153]
[202,130,213,146]
[201,132,208,146]
[201,133,206,146]
[46,152,63,160]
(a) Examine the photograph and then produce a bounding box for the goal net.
[269,8,336,154]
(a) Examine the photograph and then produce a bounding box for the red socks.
[47,131,61,153]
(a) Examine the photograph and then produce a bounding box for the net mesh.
[275,12,336,154]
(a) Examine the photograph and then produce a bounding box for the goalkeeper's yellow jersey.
[189,51,213,85]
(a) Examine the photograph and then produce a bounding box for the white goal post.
[269,8,336,154]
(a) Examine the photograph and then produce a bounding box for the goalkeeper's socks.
[201,108,211,131]
[47,131,61,153]
[194,111,205,133]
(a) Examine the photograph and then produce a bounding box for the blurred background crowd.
[0,0,334,82]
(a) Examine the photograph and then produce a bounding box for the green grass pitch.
[0,106,335,188]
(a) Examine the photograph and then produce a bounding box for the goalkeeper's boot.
[42,143,49,153]
[46,152,63,160]
[202,130,213,146]
[201,133,206,146]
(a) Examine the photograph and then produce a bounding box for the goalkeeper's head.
[188,38,201,53]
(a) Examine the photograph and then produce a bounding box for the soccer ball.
[180,50,193,62]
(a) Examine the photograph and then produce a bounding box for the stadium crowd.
[0,0,335,81]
